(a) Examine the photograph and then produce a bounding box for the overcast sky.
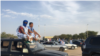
[1,1,100,37]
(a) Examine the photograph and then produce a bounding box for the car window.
[73,41,77,43]
[44,42,53,45]
[11,41,29,53]
[65,42,68,44]
[74,41,79,43]
[89,37,100,45]
[1,41,10,52]
[54,42,59,45]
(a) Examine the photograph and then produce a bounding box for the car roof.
[74,40,81,42]
[86,35,100,39]
[85,35,100,43]
[1,38,23,41]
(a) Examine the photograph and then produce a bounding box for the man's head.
[23,20,28,27]
[29,22,33,27]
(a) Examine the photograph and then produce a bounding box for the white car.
[43,42,68,51]
[65,41,77,49]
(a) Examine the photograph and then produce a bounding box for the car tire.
[71,46,75,50]
[59,47,65,52]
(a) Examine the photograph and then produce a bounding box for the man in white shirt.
[70,39,73,44]
[16,20,33,42]
[28,22,41,41]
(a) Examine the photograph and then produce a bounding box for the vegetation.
[1,32,18,38]
[53,31,98,41]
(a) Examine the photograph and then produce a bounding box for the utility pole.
[38,19,40,34]
[44,24,46,37]
[38,18,40,40]
[86,24,88,38]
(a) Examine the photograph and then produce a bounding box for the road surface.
[65,47,82,56]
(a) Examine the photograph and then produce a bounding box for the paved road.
[65,47,82,56]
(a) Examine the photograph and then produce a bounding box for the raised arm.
[20,27,26,34]
[34,30,41,38]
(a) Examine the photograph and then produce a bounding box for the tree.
[66,34,72,41]
[79,33,86,39]
[72,34,79,39]
[1,32,18,38]
[85,31,98,38]
[52,31,98,41]
[59,34,67,39]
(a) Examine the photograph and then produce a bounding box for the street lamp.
[44,24,46,37]
[86,24,88,38]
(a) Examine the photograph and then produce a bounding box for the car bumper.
[82,52,90,56]
[65,48,67,50]
[75,46,77,48]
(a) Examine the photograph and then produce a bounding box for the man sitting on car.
[28,22,41,41]
[16,20,33,42]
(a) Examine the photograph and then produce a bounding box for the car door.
[73,41,79,46]
[43,42,52,50]
[89,37,100,53]
[51,43,60,51]
[65,42,71,48]
[9,40,33,56]
[1,40,11,56]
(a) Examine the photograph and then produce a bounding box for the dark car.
[81,35,100,56]
[40,40,45,44]
[79,40,85,43]
[1,38,68,56]
[73,40,82,46]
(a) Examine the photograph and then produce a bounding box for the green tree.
[53,30,98,41]
[79,33,86,39]
[66,34,72,41]
[85,31,98,38]
[59,34,67,39]
[1,32,18,38]
[72,34,79,39]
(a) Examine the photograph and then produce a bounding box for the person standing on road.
[60,39,65,45]
[70,39,73,44]
[28,22,41,41]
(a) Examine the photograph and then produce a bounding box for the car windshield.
[26,42,45,52]
[65,41,69,44]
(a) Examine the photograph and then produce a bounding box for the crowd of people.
[56,38,73,45]
[16,20,41,43]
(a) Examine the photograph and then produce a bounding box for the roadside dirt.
[65,47,82,56]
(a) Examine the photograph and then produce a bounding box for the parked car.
[65,41,77,49]
[43,42,68,51]
[79,39,85,44]
[81,35,100,56]
[40,40,45,44]
[1,38,68,56]
[73,40,82,46]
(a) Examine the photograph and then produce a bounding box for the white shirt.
[16,26,29,39]
[70,40,72,44]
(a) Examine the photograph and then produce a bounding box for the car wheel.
[59,47,65,52]
[71,46,75,50]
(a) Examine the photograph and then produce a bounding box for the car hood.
[72,44,77,46]
[36,50,68,56]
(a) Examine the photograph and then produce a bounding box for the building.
[44,36,53,42]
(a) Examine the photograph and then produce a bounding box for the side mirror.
[23,48,28,53]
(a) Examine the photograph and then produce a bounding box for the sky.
[1,1,100,37]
